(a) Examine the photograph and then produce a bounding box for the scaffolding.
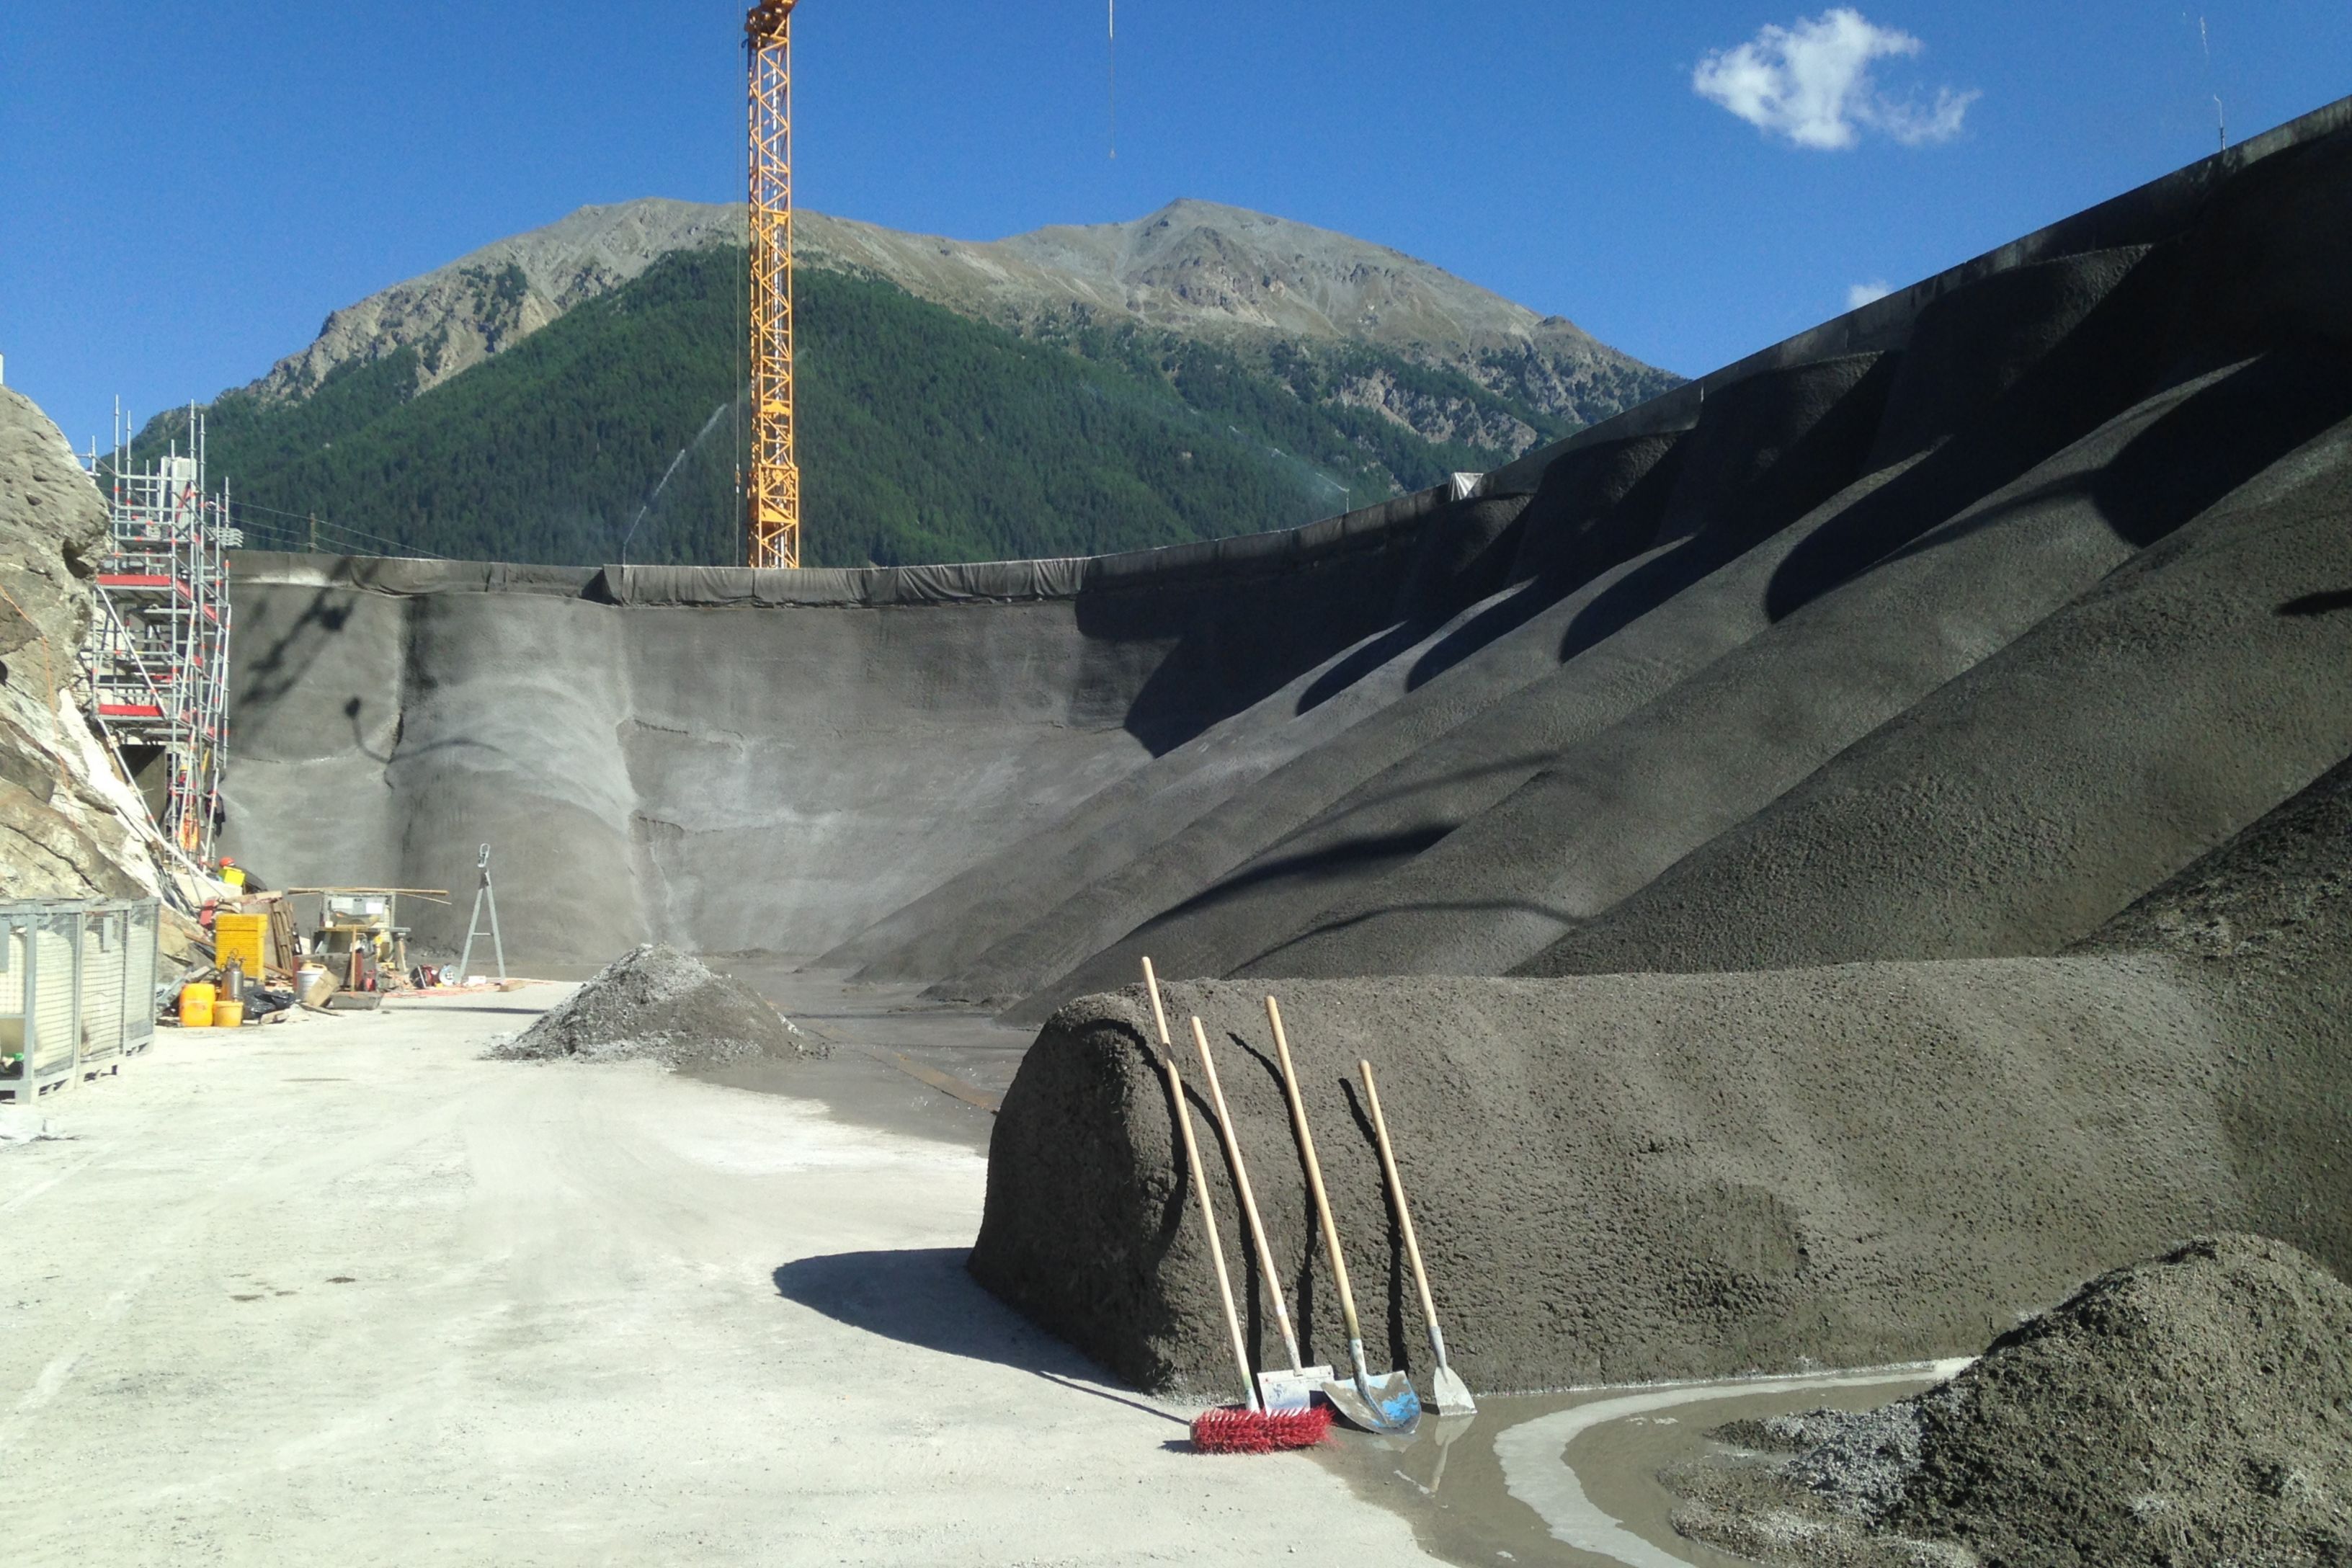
[81,406,236,863]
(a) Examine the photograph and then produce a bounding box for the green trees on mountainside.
[143,246,1668,567]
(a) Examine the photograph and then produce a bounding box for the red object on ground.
[1189,1402,1332,1454]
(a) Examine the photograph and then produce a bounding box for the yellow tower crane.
[746,0,801,569]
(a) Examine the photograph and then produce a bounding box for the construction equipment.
[1358,1058,1477,1414]
[82,406,233,861]
[1265,993,1421,1434]
[1139,958,1334,1415]
[283,886,445,992]
[453,845,506,985]
[1158,1043,1329,1454]
[746,0,802,569]
[1188,1014,1333,1412]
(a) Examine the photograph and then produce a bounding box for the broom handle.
[1144,958,1259,1407]
[1142,956,1174,1051]
[1190,1015,1306,1373]
[1163,1048,1260,1412]
[1267,995,1369,1357]
[1359,1059,1446,1353]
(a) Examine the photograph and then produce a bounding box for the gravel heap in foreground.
[491,945,821,1069]
[1666,1234,2352,1567]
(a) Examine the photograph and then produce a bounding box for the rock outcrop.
[0,386,199,920]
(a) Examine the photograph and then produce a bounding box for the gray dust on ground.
[489,944,824,1070]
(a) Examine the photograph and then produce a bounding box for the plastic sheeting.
[230,555,603,597]
[235,482,1451,608]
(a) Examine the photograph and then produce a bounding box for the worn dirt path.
[0,989,1439,1567]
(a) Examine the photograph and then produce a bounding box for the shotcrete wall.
[222,487,1466,966]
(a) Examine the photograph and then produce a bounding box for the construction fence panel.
[123,901,159,1057]
[79,906,129,1071]
[0,899,162,1103]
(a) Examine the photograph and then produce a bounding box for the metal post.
[19,915,37,1107]
[66,911,85,1088]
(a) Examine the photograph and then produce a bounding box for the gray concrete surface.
[0,994,1442,1567]
[974,951,2342,1396]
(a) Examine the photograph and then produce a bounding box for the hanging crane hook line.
[1108,1,1118,159]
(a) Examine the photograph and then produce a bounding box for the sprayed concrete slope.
[223,487,1489,966]
[223,99,2352,1391]
[973,748,2352,1392]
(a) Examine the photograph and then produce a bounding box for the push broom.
[1186,1014,1338,1410]
[1141,961,1329,1453]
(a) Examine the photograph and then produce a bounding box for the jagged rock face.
[0,388,179,906]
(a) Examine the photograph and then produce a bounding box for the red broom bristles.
[1190,1402,1333,1453]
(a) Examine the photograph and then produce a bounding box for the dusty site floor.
[0,986,1440,1567]
[4,981,1981,1568]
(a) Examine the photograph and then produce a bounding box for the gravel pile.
[1667,1234,2352,1567]
[490,945,821,1069]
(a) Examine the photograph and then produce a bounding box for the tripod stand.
[453,844,507,984]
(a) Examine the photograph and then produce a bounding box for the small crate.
[213,912,270,977]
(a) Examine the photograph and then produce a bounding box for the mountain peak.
[243,195,1647,407]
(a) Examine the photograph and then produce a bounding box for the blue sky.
[4,2,2346,454]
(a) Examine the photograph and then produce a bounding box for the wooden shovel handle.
[1359,1059,1443,1340]
[1162,1049,1258,1411]
[1141,956,1173,1048]
[1192,1015,1303,1370]
[1267,994,1366,1348]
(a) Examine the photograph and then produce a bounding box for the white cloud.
[1693,9,1979,151]
[1846,280,1893,309]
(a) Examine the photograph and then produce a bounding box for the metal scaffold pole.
[81,406,235,868]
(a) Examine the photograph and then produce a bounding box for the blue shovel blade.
[1324,1371,1421,1433]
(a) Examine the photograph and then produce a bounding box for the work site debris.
[1665,1234,2352,1567]
[489,944,820,1069]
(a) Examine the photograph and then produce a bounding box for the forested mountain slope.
[133,201,1678,567]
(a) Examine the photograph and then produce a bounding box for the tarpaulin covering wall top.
[231,483,1451,607]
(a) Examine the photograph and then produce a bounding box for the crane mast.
[746,0,801,569]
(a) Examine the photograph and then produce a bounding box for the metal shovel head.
[1431,1362,1477,1415]
[1323,1370,1421,1433]
[1257,1364,1335,1413]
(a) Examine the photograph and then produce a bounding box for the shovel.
[1358,1058,1477,1415]
[1266,994,1421,1435]
[1139,959,1332,1411]
[1188,1015,1334,1412]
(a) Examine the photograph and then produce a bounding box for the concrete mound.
[969,965,2298,1395]
[1666,1234,2352,1567]
[491,944,819,1069]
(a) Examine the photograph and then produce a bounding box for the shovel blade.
[1323,1371,1421,1433]
[1256,1364,1335,1413]
[1431,1363,1477,1415]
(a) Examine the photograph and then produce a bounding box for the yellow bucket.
[178,983,216,1028]
[213,999,246,1029]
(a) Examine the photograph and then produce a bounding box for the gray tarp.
[236,482,1452,608]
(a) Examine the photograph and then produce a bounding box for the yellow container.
[213,999,246,1029]
[178,983,217,1028]
[214,912,270,978]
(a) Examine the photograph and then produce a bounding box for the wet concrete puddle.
[1311,1362,1966,1567]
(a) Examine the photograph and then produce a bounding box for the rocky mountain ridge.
[249,197,1672,445]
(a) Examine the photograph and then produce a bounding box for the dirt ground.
[0,988,1440,1567]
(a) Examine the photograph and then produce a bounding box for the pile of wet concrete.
[1664,1234,2352,1567]
[491,945,820,1069]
